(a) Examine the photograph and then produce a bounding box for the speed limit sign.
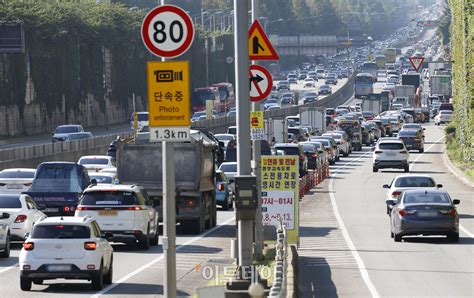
[141,5,195,58]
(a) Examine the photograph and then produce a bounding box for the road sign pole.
[160,2,177,297]
[251,0,263,262]
[234,0,253,267]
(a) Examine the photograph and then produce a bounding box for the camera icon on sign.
[154,70,183,82]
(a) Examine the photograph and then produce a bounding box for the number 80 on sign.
[141,5,195,58]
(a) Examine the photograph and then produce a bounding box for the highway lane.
[327,123,474,297]
[0,210,235,297]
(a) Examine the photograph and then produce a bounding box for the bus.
[385,48,397,64]
[191,87,219,113]
[360,62,378,80]
[375,55,386,69]
[354,73,374,99]
[211,82,235,113]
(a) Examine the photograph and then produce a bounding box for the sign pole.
[234,0,253,267]
[160,2,177,298]
[251,0,264,261]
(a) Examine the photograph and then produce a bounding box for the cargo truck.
[362,95,382,115]
[116,130,217,234]
[401,74,421,90]
[264,118,287,144]
[385,48,397,64]
[395,85,416,106]
[300,107,326,135]
[429,74,452,100]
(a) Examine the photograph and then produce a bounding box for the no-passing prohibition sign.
[141,5,194,58]
[249,65,273,102]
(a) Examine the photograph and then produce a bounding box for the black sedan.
[387,189,460,242]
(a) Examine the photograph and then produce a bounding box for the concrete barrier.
[0,132,132,170]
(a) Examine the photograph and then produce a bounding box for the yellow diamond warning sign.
[147,61,190,127]
[248,20,279,60]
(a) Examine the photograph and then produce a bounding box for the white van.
[130,112,149,131]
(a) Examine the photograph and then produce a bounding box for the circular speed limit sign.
[141,5,195,58]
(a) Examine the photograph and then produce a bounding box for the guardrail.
[191,72,356,133]
[269,222,288,297]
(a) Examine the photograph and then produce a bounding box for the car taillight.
[23,242,34,251]
[374,150,383,154]
[440,208,457,216]
[218,183,225,192]
[184,199,195,207]
[63,206,74,212]
[391,191,402,198]
[23,183,32,187]
[14,214,27,223]
[84,242,97,250]
[76,206,88,211]
[398,209,415,217]
[311,153,318,158]
[127,206,143,211]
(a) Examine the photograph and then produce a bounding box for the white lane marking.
[328,151,381,298]
[0,263,18,274]
[409,134,474,238]
[91,217,235,297]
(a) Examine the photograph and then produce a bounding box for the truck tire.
[194,216,205,234]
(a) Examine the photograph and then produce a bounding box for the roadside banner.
[261,156,299,245]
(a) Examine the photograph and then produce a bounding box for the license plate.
[386,152,396,156]
[47,265,71,272]
[99,210,118,216]
[417,211,438,217]
[6,184,22,189]
[44,208,59,213]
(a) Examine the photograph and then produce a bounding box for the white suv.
[75,184,159,250]
[19,216,113,291]
[0,212,10,258]
[373,140,410,173]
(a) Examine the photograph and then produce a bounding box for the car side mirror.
[24,232,30,239]
[371,146,376,151]
[0,212,9,219]
[102,232,114,240]
[52,132,55,135]
[385,199,397,206]
[38,204,47,211]
[423,128,426,130]
[452,199,460,205]
[382,184,389,189]
[90,179,97,186]
[437,184,443,188]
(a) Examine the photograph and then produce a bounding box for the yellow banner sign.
[250,111,264,129]
[147,61,190,127]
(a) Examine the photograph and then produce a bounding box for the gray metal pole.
[160,1,177,296]
[234,0,252,267]
[251,0,264,261]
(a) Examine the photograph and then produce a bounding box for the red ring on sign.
[249,65,273,102]
[141,5,195,58]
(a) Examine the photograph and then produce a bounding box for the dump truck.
[116,130,217,234]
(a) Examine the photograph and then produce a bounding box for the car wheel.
[390,231,394,238]
[91,262,104,290]
[137,231,150,250]
[404,165,410,173]
[372,166,378,173]
[386,206,391,215]
[20,276,32,291]
[104,257,113,285]
[0,234,10,258]
[448,232,459,242]
[222,197,229,211]
[419,148,424,153]
[150,224,159,246]
[228,197,233,210]
[394,234,402,242]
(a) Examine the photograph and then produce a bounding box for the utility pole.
[234,0,252,268]
[251,0,264,261]
[160,2,177,298]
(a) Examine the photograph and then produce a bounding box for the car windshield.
[379,142,404,150]
[219,163,237,173]
[398,130,417,137]
[440,111,452,114]
[192,112,206,118]
[137,113,148,121]
[301,144,316,152]
[275,147,300,155]
[403,124,420,129]
[395,177,436,188]
[305,92,317,97]
[31,225,90,239]
[326,108,335,114]
[288,128,301,135]
[215,135,233,141]
[55,126,79,133]
[79,158,109,165]
[67,133,90,140]
[311,139,330,147]
[403,192,450,204]
[0,170,35,179]
[89,175,113,184]
[0,195,21,208]
[266,99,277,104]
[80,191,137,205]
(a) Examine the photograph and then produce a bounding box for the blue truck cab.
[24,162,91,216]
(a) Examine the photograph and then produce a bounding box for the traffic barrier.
[269,222,288,297]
